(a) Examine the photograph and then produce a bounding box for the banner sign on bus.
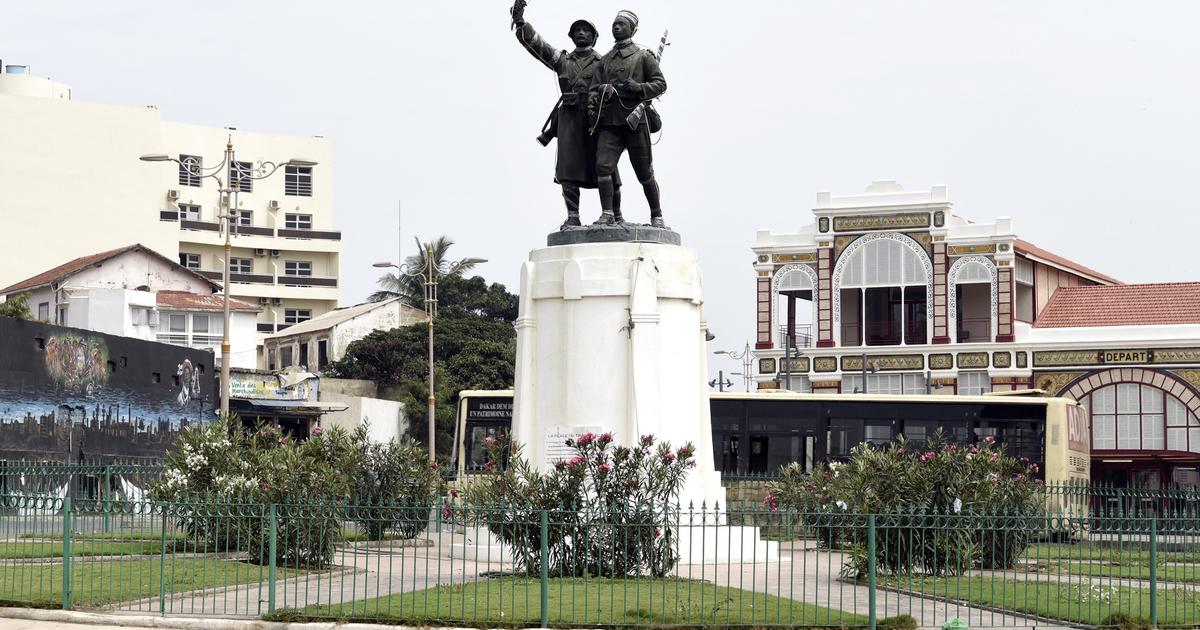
[1066,405,1089,452]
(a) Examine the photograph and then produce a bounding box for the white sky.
[4,1,1199,379]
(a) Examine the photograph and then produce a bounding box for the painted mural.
[0,316,215,462]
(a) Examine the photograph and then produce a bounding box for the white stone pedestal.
[512,241,726,508]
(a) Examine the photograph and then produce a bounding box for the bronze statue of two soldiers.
[512,3,668,229]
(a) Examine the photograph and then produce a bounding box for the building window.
[299,342,309,369]
[234,209,253,226]
[56,304,68,325]
[178,155,202,187]
[230,161,253,193]
[38,302,49,320]
[953,261,994,343]
[230,257,252,274]
[1015,258,1035,323]
[958,371,992,396]
[284,309,311,325]
[841,372,928,395]
[284,261,312,277]
[284,165,313,196]
[1083,383,1200,453]
[179,203,201,221]
[157,312,222,348]
[317,339,328,369]
[280,346,294,367]
[179,253,201,270]
[837,237,928,347]
[267,348,276,371]
[284,213,312,230]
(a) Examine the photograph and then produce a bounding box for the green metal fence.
[1,488,1198,628]
[0,461,162,502]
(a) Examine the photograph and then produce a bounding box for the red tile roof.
[156,291,260,312]
[1034,283,1200,328]
[1015,239,1120,286]
[0,244,220,294]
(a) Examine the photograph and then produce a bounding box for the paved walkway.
[104,535,1088,629]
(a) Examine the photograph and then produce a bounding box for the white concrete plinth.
[448,525,510,562]
[512,242,725,508]
[677,525,780,564]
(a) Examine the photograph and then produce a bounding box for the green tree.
[329,271,517,460]
[368,236,481,303]
[0,293,33,320]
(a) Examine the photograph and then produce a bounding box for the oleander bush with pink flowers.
[763,430,1042,577]
[461,432,697,578]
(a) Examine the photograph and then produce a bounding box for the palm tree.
[368,236,480,304]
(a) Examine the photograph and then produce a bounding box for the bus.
[454,389,1090,487]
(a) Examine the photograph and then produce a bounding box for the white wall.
[320,393,406,443]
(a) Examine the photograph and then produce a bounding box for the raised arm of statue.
[512,3,561,72]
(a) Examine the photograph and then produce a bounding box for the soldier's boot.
[612,186,625,223]
[643,177,666,228]
[561,184,582,229]
[595,175,617,225]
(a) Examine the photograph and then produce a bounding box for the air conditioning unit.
[268,200,280,211]
[258,297,270,305]
[167,189,180,202]
[270,249,281,257]
[253,248,266,257]
[148,310,160,328]
[271,298,283,306]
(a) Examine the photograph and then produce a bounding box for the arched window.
[948,257,998,343]
[773,265,816,351]
[834,236,930,346]
[1080,384,1200,453]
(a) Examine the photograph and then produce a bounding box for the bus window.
[465,423,507,472]
[747,400,820,474]
[711,400,745,474]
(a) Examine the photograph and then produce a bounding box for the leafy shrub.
[879,614,918,630]
[764,431,1042,577]
[347,424,442,540]
[461,432,696,578]
[151,416,440,567]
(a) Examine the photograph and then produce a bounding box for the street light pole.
[715,342,754,392]
[375,243,486,462]
[141,142,315,418]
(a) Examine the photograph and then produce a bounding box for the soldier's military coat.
[515,22,615,188]
[588,40,666,129]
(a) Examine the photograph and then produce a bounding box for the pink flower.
[1030,463,1039,473]
[983,435,995,443]
[441,505,452,520]
[763,493,779,512]
[312,426,322,435]
[990,452,1000,462]
[554,460,568,470]
[599,432,614,445]
[483,436,496,446]
[450,489,459,498]
[259,482,268,491]
[1014,474,1026,482]
[662,451,677,464]
[598,463,611,474]
[568,455,586,468]
[576,432,596,447]
[654,527,662,539]
[678,444,695,459]
[277,437,285,445]
[640,434,654,446]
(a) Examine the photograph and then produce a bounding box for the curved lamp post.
[374,246,486,461]
[715,342,754,392]
[141,141,317,418]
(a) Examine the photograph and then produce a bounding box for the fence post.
[159,503,168,614]
[103,465,111,532]
[1149,517,1157,628]
[268,504,278,615]
[540,509,549,628]
[867,514,876,630]
[61,496,73,610]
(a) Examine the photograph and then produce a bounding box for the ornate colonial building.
[750,181,1200,487]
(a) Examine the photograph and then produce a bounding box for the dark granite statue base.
[547,222,681,246]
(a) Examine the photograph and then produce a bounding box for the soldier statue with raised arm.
[511,0,623,228]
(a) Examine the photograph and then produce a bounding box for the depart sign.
[1101,350,1152,364]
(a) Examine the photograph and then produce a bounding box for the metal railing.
[0,486,1197,628]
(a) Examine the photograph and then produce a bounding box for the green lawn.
[881,575,1200,627]
[276,577,867,628]
[0,558,302,608]
[1041,561,1200,584]
[0,540,167,559]
[1025,543,1200,563]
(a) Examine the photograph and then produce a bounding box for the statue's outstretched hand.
[510,0,527,26]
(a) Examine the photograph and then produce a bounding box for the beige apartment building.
[0,63,340,352]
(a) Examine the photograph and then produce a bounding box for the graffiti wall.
[0,316,215,462]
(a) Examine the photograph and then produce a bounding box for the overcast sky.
[4,1,1199,380]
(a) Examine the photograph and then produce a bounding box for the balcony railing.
[277,275,338,287]
[177,224,341,241]
[776,324,815,349]
[160,210,179,222]
[840,321,928,347]
[957,317,991,343]
[192,270,334,287]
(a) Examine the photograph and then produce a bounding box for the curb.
[0,608,547,630]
